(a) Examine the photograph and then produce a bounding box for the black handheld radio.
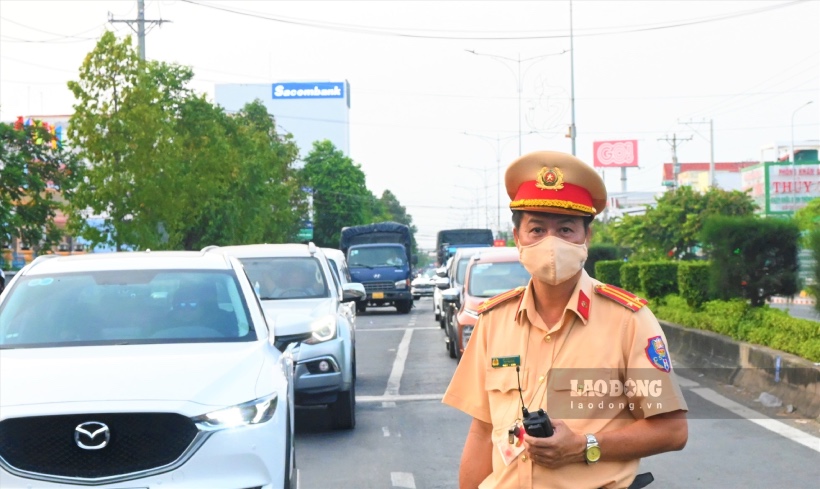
[516,366,554,438]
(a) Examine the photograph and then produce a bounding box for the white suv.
[210,243,363,429]
[0,251,297,488]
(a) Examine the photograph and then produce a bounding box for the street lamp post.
[466,49,566,157]
[463,132,521,237]
[791,101,814,211]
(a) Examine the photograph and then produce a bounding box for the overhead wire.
[179,0,805,40]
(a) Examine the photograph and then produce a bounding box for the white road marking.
[358,393,443,403]
[358,326,439,332]
[382,401,397,408]
[385,328,413,396]
[690,387,820,452]
[383,426,391,437]
[391,472,416,488]
[675,375,700,388]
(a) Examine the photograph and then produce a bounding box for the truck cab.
[340,222,416,314]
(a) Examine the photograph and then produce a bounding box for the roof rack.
[200,245,220,253]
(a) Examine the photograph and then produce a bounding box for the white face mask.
[518,236,588,285]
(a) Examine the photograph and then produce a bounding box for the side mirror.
[441,288,459,303]
[435,277,450,290]
[342,282,366,302]
[435,267,447,278]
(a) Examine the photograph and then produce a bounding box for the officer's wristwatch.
[584,433,601,464]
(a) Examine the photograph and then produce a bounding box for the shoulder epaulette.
[477,286,526,314]
[594,284,648,312]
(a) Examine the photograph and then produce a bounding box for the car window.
[468,261,531,298]
[240,257,329,300]
[0,270,255,348]
[455,257,471,284]
[326,258,343,296]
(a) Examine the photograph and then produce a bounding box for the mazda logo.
[74,421,110,450]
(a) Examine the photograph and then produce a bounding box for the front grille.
[0,413,199,479]
[364,281,395,293]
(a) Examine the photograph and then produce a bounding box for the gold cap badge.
[535,167,564,191]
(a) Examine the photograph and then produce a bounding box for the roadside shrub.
[620,262,641,292]
[678,261,712,308]
[585,244,623,279]
[595,260,623,286]
[701,216,799,306]
[653,295,820,362]
[639,261,679,299]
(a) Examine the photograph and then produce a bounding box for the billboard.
[741,161,820,215]
[593,140,638,168]
[272,82,345,100]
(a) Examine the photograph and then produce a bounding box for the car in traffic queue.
[411,267,437,300]
[0,251,298,489]
[446,247,530,361]
[208,243,363,429]
[432,257,452,328]
[437,247,495,346]
[321,247,366,323]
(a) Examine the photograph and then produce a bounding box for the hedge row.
[593,260,820,362]
[653,295,820,362]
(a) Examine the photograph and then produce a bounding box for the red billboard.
[593,140,638,168]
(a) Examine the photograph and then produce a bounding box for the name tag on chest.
[491,355,521,368]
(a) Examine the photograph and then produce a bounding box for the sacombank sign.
[272,82,345,100]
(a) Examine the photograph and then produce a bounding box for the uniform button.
[522,455,528,462]
[538,375,545,384]
[545,335,551,342]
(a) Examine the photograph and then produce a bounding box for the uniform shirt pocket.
[485,367,527,428]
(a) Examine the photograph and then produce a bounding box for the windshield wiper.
[350,262,373,269]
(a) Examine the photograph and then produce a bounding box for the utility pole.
[658,134,692,189]
[109,0,170,60]
[569,0,577,156]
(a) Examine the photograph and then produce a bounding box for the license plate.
[372,292,384,299]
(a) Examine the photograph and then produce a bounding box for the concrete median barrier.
[661,321,820,420]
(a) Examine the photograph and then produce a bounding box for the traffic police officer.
[442,151,688,489]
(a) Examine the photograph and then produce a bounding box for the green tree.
[67,32,306,250]
[609,186,758,260]
[374,189,419,255]
[160,98,305,250]
[301,140,371,247]
[701,215,799,306]
[67,31,190,250]
[0,121,82,255]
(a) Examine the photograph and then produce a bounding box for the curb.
[768,296,816,305]
[660,321,820,420]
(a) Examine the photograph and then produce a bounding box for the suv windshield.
[240,257,329,300]
[468,261,531,298]
[0,270,255,348]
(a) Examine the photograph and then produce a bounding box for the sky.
[1,0,819,249]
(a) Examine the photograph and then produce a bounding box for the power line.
[0,17,105,40]
[179,0,803,41]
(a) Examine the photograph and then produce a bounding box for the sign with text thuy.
[593,140,638,168]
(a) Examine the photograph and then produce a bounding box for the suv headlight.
[304,314,337,344]
[395,279,409,290]
[192,394,278,431]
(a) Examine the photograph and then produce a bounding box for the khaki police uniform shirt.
[442,270,688,489]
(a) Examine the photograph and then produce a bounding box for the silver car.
[209,243,363,429]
